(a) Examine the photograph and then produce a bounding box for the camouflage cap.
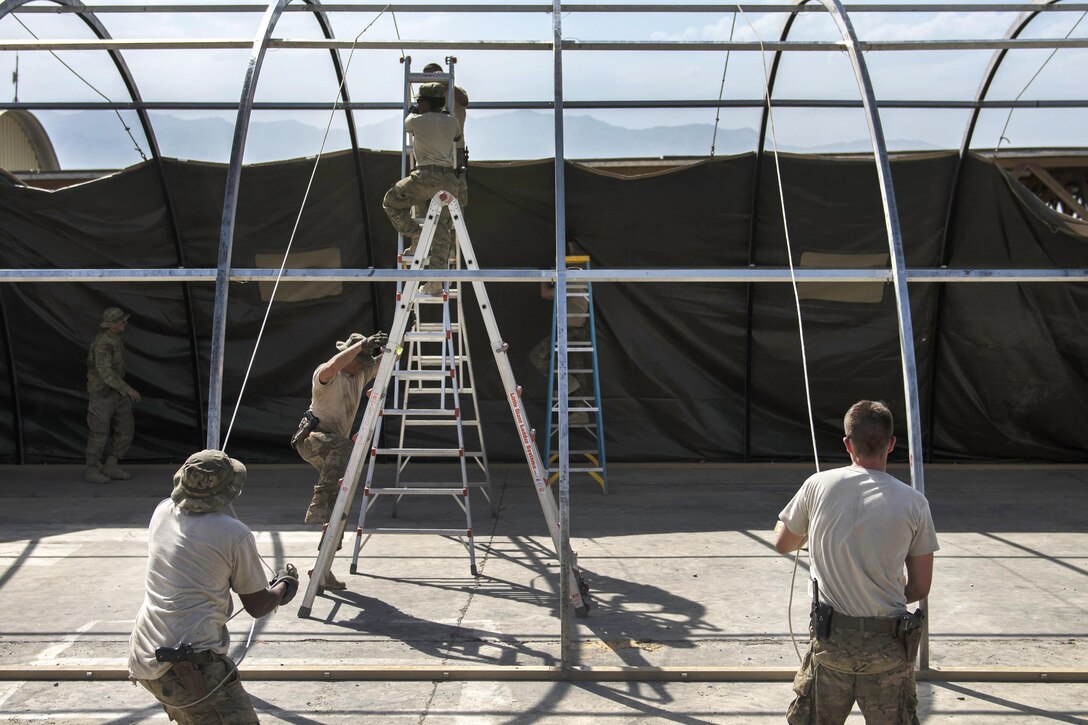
[336,333,366,351]
[100,307,130,328]
[170,449,246,514]
[416,82,447,101]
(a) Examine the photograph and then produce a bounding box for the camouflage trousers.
[787,626,919,725]
[382,166,460,271]
[296,430,352,521]
[86,390,133,466]
[138,653,259,724]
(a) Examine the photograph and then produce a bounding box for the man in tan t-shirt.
[382,82,462,295]
[129,450,297,724]
[775,400,938,724]
[292,331,386,589]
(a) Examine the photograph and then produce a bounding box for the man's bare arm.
[317,341,365,384]
[774,520,807,555]
[904,553,934,604]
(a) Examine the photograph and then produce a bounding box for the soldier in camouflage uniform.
[85,307,141,484]
[129,450,299,725]
[292,331,386,590]
[775,400,939,724]
[383,81,462,296]
[422,62,470,207]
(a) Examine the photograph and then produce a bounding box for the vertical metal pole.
[207,0,289,449]
[817,0,928,667]
[551,0,572,670]
[0,288,24,463]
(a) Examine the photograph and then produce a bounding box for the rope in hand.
[733,4,821,665]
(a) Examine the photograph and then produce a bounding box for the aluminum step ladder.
[297,191,591,618]
[544,255,608,493]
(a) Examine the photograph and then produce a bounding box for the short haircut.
[423,63,442,73]
[843,400,893,457]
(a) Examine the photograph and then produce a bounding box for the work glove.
[270,563,299,606]
[365,331,389,356]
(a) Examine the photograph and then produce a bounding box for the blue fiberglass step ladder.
[544,255,608,494]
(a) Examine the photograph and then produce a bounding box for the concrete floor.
[0,462,1085,723]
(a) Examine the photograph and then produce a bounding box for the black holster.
[290,410,319,449]
[810,578,834,640]
[155,644,208,699]
[896,608,926,661]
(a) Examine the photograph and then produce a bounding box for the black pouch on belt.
[897,609,926,662]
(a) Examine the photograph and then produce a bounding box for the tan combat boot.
[102,456,131,480]
[84,465,110,484]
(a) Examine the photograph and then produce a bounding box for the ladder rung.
[547,467,605,474]
[414,355,460,365]
[394,370,453,380]
[375,447,463,457]
[404,331,448,342]
[406,72,452,82]
[360,527,471,536]
[414,291,460,304]
[416,322,461,332]
[382,408,457,417]
[403,420,462,427]
[551,405,599,412]
[367,487,467,496]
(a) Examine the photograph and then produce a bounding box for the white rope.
[994,10,1087,158]
[734,5,821,666]
[222,5,393,450]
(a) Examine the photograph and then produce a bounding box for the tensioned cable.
[734,4,821,666]
[994,9,1087,157]
[710,12,738,156]
[12,15,146,161]
[221,5,393,450]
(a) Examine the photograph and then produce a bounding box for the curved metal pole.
[938,0,1060,264]
[0,0,207,448]
[926,0,1060,460]
[811,0,924,488]
[743,0,809,461]
[207,0,293,448]
[302,0,382,333]
[816,0,928,668]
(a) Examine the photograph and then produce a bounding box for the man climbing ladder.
[297,191,591,619]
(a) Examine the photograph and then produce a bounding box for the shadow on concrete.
[930,682,1088,724]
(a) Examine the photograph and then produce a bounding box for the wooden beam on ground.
[1,665,1086,683]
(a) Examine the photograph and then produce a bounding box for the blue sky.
[2,1,1085,165]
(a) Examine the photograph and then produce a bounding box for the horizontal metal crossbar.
[11,3,1088,14]
[1,268,1086,283]
[2,38,1087,52]
[5,99,1087,111]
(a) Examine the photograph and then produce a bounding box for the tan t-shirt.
[779,465,939,618]
[406,111,460,168]
[128,499,268,680]
[309,364,373,439]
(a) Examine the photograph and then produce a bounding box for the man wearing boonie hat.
[382,80,463,296]
[292,330,387,590]
[85,306,142,484]
[129,450,298,724]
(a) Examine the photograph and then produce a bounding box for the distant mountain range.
[35,110,937,170]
